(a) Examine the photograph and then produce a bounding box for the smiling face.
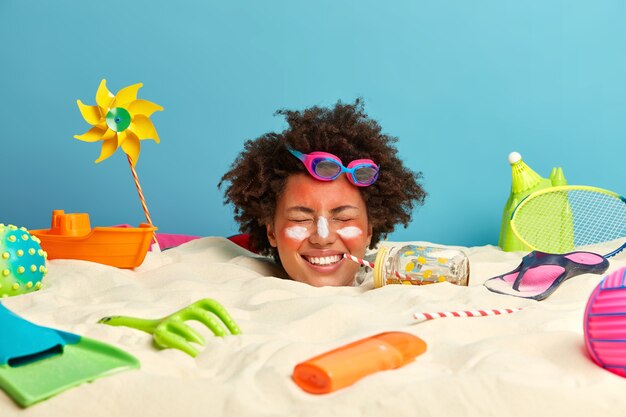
[266,173,373,286]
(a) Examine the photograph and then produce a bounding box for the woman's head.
[219,99,426,286]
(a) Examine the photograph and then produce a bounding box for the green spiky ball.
[0,224,47,297]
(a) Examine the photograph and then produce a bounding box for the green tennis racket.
[510,185,626,258]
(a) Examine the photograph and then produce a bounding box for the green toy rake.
[99,298,241,357]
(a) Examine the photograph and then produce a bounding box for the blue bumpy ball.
[0,224,47,297]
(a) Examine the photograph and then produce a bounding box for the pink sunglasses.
[287,146,379,187]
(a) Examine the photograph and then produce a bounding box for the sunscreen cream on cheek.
[285,226,309,241]
[336,226,363,239]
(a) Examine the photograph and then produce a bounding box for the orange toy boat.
[30,210,157,269]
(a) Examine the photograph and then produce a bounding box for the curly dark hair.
[219,99,426,261]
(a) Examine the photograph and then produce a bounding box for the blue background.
[1,0,625,247]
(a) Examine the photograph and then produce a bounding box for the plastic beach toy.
[74,79,163,249]
[99,298,241,357]
[0,224,47,297]
[29,210,156,269]
[293,332,427,394]
[0,303,138,407]
[498,152,567,252]
[510,185,626,257]
[74,79,162,167]
[584,266,626,378]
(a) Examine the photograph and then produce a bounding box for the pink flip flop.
[484,251,609,300]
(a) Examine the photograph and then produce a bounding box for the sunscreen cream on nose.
[316,217,329,238]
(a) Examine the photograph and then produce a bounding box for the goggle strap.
[288,148,306,162]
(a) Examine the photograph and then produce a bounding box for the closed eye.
[289,219,314,224]
[332,217,354,223]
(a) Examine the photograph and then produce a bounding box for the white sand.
[2,237,626,416]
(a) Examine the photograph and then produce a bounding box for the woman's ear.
[366,223,373,247]
[266,223,278,247]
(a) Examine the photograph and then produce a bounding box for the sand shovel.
[0,303,138,407]
[99,298,241,357]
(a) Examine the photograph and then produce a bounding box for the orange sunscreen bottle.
[292,331,427,394]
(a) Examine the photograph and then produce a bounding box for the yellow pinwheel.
[74,79,163,166]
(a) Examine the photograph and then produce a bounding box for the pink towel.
[111,225,200,250]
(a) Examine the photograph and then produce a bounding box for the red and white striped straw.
[127,154,160,249]
[343,253,375,268]
[414,308,523,322]
[343,253,415,280]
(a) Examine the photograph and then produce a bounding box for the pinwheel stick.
[127,154,160,250]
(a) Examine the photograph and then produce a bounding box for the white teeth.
[306,255,342,265]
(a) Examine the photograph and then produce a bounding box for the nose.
[308,216,336,245]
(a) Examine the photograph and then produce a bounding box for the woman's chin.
[301,275,355,287]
